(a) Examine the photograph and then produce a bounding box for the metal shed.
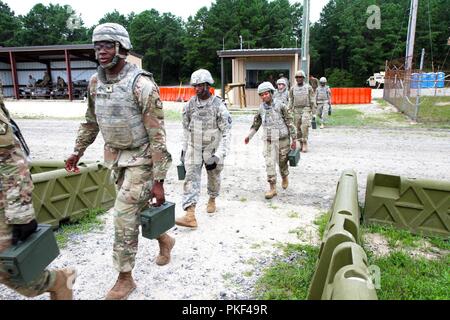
[0,44,142,100]
[217,48,301,107]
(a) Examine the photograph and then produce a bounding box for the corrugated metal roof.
[217,48,301,58]
[0,44,143,58]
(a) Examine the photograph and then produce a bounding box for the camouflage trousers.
[112,165,159,273]
[293,106,313,142]
[0,195,56,297]
[264,137,290,184]
[317,101,330,124]
[182,163,223,210]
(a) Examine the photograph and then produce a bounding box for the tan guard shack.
[217,48,301,108]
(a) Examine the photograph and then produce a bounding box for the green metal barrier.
[30,161,66,174]
[321,242,378,300]
[30,161,116,228]
[364,173,450,238]
[308,170,361,300]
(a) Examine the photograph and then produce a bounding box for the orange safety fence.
[330,88,371,104]
[159,87,215,102]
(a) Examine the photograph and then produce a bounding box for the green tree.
[183,0,302,81]
[0,1,21,46]
[17,3,89,46]
[129,10,186,84]
[98,10,135,30]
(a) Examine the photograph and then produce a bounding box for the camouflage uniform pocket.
[117,166,152,205]
[0,120,14,148]
[100,123,133,149]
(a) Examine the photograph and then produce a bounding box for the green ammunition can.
[0,224,60,284]
[177,164,186,180]
[288,148,301,167]
[140,202,175,239]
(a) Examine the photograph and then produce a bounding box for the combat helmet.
[92,23,131,69]
[190,69,214,86]
[257,82,276,94]
[295,70,306,78]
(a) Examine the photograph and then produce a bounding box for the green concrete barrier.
[308,170,365,300]
[30,161,116,228]
[364,173,450,238]
[308,214,357,300]
[321,242,378,300]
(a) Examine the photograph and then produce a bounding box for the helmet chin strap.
[98,42,128,70]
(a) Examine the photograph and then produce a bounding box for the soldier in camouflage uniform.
[245,82,296,199]
[175,69,232,229]
[0,97,76,300]
[316,77,332,129]
[273,78,289,106]
[288,70,317,153]
[65,23,174,300]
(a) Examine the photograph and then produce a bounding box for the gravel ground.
[1,101,449,300]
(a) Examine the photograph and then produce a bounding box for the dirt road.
[1,102,449,300]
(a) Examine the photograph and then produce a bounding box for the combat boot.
[155,233,175,266]
[265,183,277,199]
[302,141,308,153]
[105,272,136,300]
[282,176,289,189]
[320,123,324,129]
[175,205,197,228]
[48,268,77,300]
[207,197,216,214]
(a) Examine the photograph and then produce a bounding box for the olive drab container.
[140,202,175,239]
[0,224,59,284]
[311,117,317,129]
[177,163,186,180]
[288,148,301,167]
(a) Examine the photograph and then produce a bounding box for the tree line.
[0,0,448,87]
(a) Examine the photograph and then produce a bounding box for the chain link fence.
[384,63,450,122]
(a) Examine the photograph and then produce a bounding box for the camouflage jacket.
[73,63,172,180]
[288,83,317,113]
[0,99,36,224]
[249,99,296,140]
[182,94,232,161]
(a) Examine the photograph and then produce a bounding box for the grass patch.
[268,203,279,210]
[288,227,304,239]
[254,244,319,300]
[417,96,450,123]
[367,250,450,300]
[362,224,449,251]
[287,210,299,218]
[163,109,182,121]
[327,107,408,127]
[313,211,330,239]
[239,197,248,202]
[55,208,106,248]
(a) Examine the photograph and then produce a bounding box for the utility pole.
[414,48,425,122]
[301,0,310,80]
[405,0,419,71]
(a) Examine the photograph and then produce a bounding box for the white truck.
[367,71,385,88]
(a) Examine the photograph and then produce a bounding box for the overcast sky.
[3,0,330,27]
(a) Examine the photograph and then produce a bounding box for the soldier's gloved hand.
[180,150,185,164]
[205,155,219,171]
[244,137,250,144]
[12,219,38,245]
[290,139,297,150]
[65,153,81,173]
[150,181,165,207]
